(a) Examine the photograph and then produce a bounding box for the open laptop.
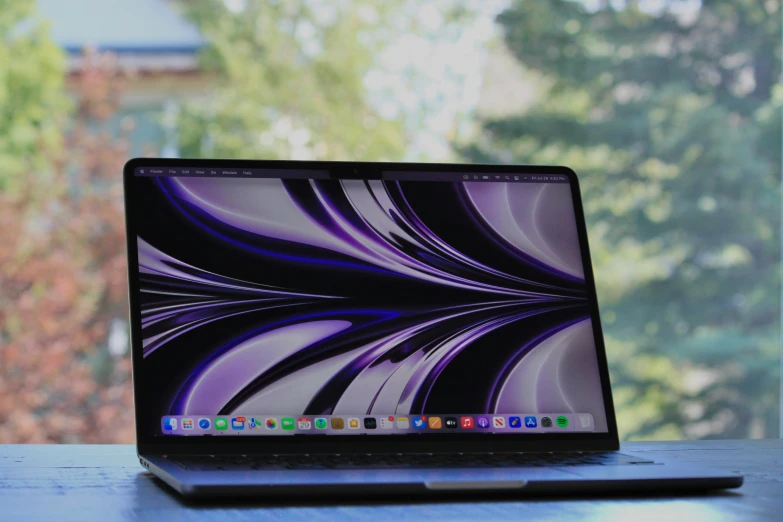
[123,158,743,498]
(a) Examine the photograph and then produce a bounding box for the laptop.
[123,158,743,498]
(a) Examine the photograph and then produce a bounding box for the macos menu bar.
[134,167,330,179]
[384,171,570,183]
[134,167,569,183]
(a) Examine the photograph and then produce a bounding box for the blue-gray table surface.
[1,440,782,521]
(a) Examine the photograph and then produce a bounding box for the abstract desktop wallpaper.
[134,175,609,433]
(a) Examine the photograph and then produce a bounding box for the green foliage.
[0,0,68,193]
[178,0,407,161]
[462,0,781,439]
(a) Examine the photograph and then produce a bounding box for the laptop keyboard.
[169,452,654,471]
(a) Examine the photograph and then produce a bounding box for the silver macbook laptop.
[123,158,742,498]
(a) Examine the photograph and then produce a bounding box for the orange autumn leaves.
[0,50,135,443]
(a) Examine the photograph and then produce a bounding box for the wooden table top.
[1,439,782,521]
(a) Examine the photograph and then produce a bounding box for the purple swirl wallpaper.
[134,175,609,434]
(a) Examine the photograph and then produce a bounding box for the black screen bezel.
[123,158,620,455]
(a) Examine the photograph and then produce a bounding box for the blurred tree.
[461,0,781,439]
[0,0,132,443]
[178,0,408,160]
[0,0,65,192]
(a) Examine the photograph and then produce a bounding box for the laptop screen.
[130,166,609,437]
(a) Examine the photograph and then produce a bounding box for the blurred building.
[37,0,210,156]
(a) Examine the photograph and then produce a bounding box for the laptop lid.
[124,159,619,455]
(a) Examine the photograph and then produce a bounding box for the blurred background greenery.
[0,0,779,442]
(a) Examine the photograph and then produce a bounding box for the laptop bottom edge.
[140,455,743,499]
